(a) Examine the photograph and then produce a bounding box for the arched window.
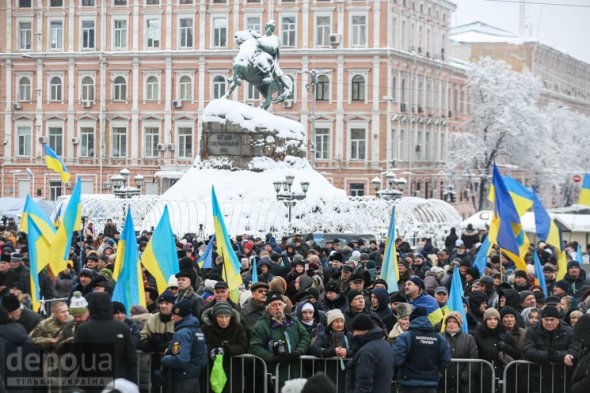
[351,75,365,102]
[82,76,94,101]
[316,75,329,101]
[179,75,192,100]
[113,76,127,101]
[50,77,62,101]
[213,75,226,99]
[19,77,31,101]
[146,76,159,101]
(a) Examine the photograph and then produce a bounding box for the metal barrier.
[273,356,349,393]
[502,360,570,393]
[440,358,496,393]
[200,354,269,393]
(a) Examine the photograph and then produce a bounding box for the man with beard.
[139,289,176,392]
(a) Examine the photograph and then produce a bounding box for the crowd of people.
[1,218,590,393]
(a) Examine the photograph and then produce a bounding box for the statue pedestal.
[200,99,306,171]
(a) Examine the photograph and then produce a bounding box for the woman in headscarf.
[441,312,479,393]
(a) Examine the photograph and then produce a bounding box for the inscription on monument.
[207,133,242,156]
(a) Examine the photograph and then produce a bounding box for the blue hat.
[158,289,176,304]
[408,276,425,290]
[568,261,581,269]
[172,300,193,317]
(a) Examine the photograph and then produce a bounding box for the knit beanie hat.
[326,309,345,327]
[70,291,89,316]
[554,280,569,292]
[483,308,501,321]
[212,301,235,318]
[347,290,363,304]
[408,276,425,290]
[1,294,21,313]
[444,311,463,328]
[541,305,560,319]
[301,372,337,393]
[351,313,373,331]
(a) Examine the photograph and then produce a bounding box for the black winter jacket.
[345,328,393,393]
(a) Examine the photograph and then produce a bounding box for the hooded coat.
[571,316,590,393]
[0,317,35,389]
[295,301,325,345]
[441,313,479,393]
[73,292,138,384]
[370,287,396,331]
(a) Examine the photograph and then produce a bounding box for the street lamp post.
[111,168,144,199]
[306,70,318,168]
[372,172,407,200]
[273,175,310,224]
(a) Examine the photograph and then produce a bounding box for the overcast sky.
[451,0,590,63]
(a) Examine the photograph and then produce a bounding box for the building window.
[19,78,32,101]
[112,127,127,158]
[113,20,128,49]
[19,0,32,7]
[350,183,365,197]
[50,0,64,6]
[247,83,260,100]
[80,127,94,157]
[281,17,296,47]
[17,126,32,157]
[315,16,331,47]
[177,127,193,158]
[213,75,226,99]
[351,75,365,102]
[350,128,366,160]
[145,76,159,101]
[48,127,63,156]
[113,76,127,101]
[213,18,227,47]
[146,18,160,49]
[82,20,95,49]
[82,0,95,5]
[351,15,367,47]
[144,127,160,158]
[179,18,194,48]
[316,75,329,101]
[81,76,94,101]
[19,22,32,51]
[50,180,63,201]
[315,128,330,160]
[146,0,159,4]
[392,76,397,102]
[246,16,261,33]
[49,21,63,50]
[114,0,127,5]
[179,75,192,101]
[179,0,193,3]
[50,77,63,101]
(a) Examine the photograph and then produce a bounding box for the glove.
[210,347,224,360]
[497,341,506,351]
[274,355,290,365]
[548,350,561,364]
[289,351,301,362]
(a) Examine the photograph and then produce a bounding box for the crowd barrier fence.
[502,360,570,393]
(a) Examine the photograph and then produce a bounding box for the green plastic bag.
[210,354,227,393]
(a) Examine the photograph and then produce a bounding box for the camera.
[272,340,287,356]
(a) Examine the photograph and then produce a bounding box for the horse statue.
[225,21,293,110]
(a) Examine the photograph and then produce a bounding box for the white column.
[4,60,12,160]
[198,57,206,112]
[36,59,43,156]
[373,0,380,48]
[133,0,139,50]
[337,2,344,36]
[372,56,381,166]
[302,0,309,49]
[68,0,75,51]
[164,57,172,161]
[166,1,172,50]
[67,59,75,161]
[131,58,139,162]
[335,56,344,159]
[199,2,206,50]
[35,0,43,52]
[6,1,12,53]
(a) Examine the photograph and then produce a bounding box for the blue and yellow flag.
[441,265,468,333]
[578,174,590,207]
[532,187,567,280]
[488,175,533,217]
[488,163,529,271]
[52,204,63,228]
[381,207,399,293]
[28,218,43,312]
[20,196,56,272]
[577,244,583,264]
[44,144,71,184]
[212,187,243,303]
[48,180,82,274]
[533,250,548,297]
[251,255,258,285]
[141,206,179,295]
[112,209,146,315]
[473,237,491,277]
[197,234,216,269]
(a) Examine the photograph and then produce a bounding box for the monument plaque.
[207,133,242,156]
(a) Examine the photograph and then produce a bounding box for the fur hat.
[541,305,560,319]
[396,303,414,319]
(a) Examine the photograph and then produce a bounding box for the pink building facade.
[0,0,468,202]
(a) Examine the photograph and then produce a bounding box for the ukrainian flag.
[20,196,56,272]
[27,219,44,312]
[472,237,491,277]
[533,250,548,297]
[488,174,533,217]
[532,187,567,280]
[212,187,243,303]
[381,207,399,293]
[44,144,71,184]
[441,266,468,333]
[112,209,146,315]
[578,174,590,207]
[488,163,529,271]
[141,206,179,294]
[251,255,258,285]
[47,180,82,275]
[197,234,216,269]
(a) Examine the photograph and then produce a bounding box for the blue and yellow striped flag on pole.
[381,207,399,293]
[578,174,590,207]
[27,219,44,312]
[44,144,71,184]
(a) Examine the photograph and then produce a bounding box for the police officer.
[161,300,208,393]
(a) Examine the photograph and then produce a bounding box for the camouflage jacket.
[29,316,70,349]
